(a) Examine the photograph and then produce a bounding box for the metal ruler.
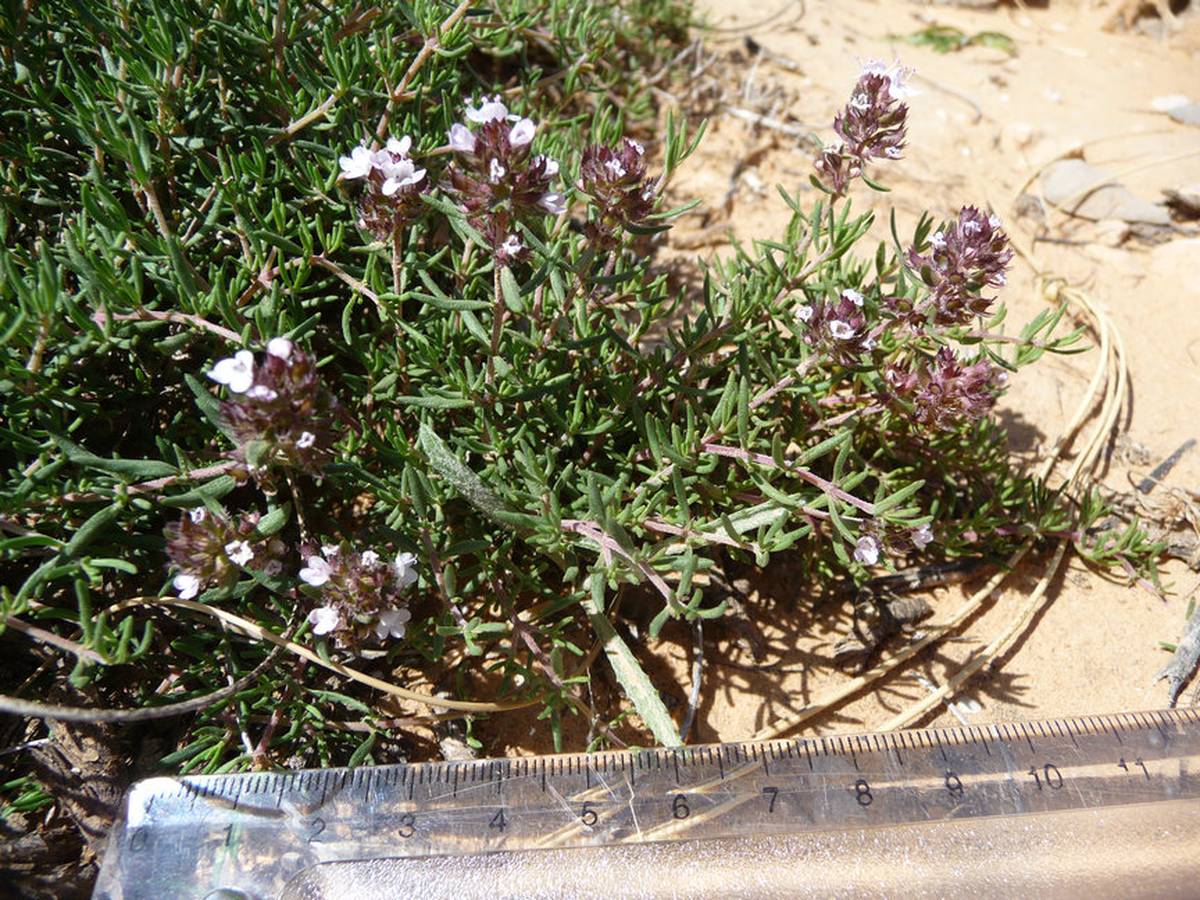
[94,707,1200,899]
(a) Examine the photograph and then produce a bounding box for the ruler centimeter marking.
[95,708,1200,900]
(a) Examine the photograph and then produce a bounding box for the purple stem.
[702,442,876,515]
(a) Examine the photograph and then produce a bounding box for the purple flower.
[444,99,563,264]
[298,543,420,649]
[165,509,285,599]
[213,342,346,488]
[340,134,430,240]
[861,58,917,102]
[853,535,881,565]
[813,62,911,195]
[888,347,1008,430]
[496,233,524,265]
[794,294,874,364]
[577,138,657,250]
[912,524,934,549]
[904,206,1013,326]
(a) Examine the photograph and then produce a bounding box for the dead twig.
[724,106,812,138]
[700,0,806,35]
[0,639,287,724]
[4,616,106,666]
[375,0,474,142]
[92,308,240,343]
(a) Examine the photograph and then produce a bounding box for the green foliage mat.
[0,0,1158,802]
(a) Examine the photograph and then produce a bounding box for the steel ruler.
[93,707,1200,899]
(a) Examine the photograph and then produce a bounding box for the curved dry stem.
[881,539,1071,732]
[0,633,288,724]
[751,545,1030,741]
[875,217,1132,732]
[755,206,1129,740]
[104,596,537,716]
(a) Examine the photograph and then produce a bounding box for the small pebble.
[1152,94,1191,112]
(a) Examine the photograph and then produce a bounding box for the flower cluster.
[299,545,419,647]
[903,206,1013,327]
[165,508,285,599]
[445,96,566,265]
[207,339,345,489]
[577,138,656,250]
[793,288,876,363]
[887,347,1008,431]
[339,135,429,239]
[814,59,912,196]
[851,522,934,570]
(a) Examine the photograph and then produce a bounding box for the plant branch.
[374,0,474,142]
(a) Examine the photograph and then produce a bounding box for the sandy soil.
[632,0,1200,744]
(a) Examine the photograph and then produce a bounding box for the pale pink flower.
[339,145,375,180]
[509,118,536,147]
[267,337,293,360]
[299,555,333,587]
[828,320,855,340]
[394,552,419,590]
[173,573,201,600]
[539,193,567,215]
[207,350,255,394]
[374,607,412,640]
[448,123,476,154]
[853,535,881,565]
[912,524,934,550]
[307,606,341,636]
[465,95,509,123]
[224,540,253,566]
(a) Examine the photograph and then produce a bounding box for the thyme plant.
[0,0,1155,805]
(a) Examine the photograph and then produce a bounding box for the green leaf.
[874,479,926,515]
[583,572,681,747]
[184,373,237,440]
[348,731,376,767]
[63,504,121,558]
[418,423,527,531]
[498,265,525,313]
[159,475,238,507]
[395,394,474,409]
[254,503,291,537]
[51,434,177,479]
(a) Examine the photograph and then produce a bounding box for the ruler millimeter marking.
[95,707,1200,899]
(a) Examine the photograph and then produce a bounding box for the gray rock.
[1040,158,1171,226]
[1168,103,1200,127]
